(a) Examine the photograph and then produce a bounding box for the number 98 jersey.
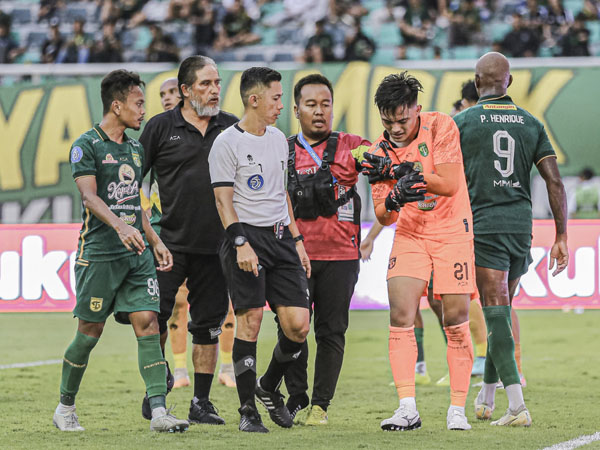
[454,94,556,236]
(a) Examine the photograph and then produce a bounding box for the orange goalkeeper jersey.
[369,111,473,243]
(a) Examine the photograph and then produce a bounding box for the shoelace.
[65,413,79,427]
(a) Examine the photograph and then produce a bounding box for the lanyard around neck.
[297,132,337,183]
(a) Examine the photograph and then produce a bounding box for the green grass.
[2,310,600,449]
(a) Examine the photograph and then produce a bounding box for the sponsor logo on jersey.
[132,152,142,168]
[108,164,139,204]
[493,180,522,188]
[247,174,264,191]
[119,212,136,225]
[169,135,181,141]
[92,138,100,145]
[483,104,517,110]
[418,143,429,157]
[90,297,103,312]
[118,164,135,185]
[70,146,83,163]
[102,153,118,164]
[417,194,438,211]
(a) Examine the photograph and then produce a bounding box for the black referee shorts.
[219,224,310,312]
[156,251,229,345]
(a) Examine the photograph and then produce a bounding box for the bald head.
[475,52,512,97]
[159,77,180,111]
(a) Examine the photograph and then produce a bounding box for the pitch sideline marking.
[541,432,600,450]
[0,359,62,370]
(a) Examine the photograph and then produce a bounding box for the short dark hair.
[580,167,595,180]
[452,99,463,111]
[461,79,479,103]
[374,72,423,116]
[177,55,217,98]
[293,73,334,105]
[101,70,144,115]
[240,67,282,106]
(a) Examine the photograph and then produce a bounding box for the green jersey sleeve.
[534,122,556,165]
[70,136,97,179]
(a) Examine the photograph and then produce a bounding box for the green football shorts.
[474,233,533,281]
[73,250,160,324]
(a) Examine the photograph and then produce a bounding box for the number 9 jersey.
[454,94,556,236]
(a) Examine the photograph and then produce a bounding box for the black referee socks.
[261,335,304,392]
[233,338,257,407]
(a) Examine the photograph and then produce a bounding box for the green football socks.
[60,330,99,405]
[137,334,167,401]
[482,306,520,387]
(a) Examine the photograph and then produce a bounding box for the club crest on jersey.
[418,143,429,157]
[90,297,103,312]
[102,153,118,164]
[248,174,264,191]
[132,152,142,167]
[71,146,83,163]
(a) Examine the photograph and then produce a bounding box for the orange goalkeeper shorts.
[387,231,475,295]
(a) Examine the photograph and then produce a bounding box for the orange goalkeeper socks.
[389,325,418,399]
[445,321,473,408]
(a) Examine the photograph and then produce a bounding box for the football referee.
[140,56,238,425]
[209,67,311,433]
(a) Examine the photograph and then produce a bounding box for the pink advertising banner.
[0,221,598,312]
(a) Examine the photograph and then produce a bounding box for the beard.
[190,95,220,117]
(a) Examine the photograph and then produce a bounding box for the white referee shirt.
[209,124,291,227]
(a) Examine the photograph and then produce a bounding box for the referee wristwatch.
[233,236,248,247]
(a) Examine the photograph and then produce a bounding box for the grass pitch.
[1,309,600,449]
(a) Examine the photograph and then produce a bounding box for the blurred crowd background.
[0,0,599,66]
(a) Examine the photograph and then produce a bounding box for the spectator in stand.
[559,13,591,56]
[101,0,149,24]
[398,0,435,48]
[167,0,195,21]
[57,18,92,63]
[41,19,64,63]
[190,0,217,54]
[147,23,180,63]
[501,13,541,57]
[300,19,335,63]
[0,17,24,64]
[448,0,482,47]
[541,0,573,48]
[581,0,600,20]
[331,0,368,25]
[90,19,123,63]
[213,0,260,51]
[38,0,65,24]
[344,18,376,61]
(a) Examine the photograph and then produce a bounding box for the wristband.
[293,234,304,243]
[226,222,246,240]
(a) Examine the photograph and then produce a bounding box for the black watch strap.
[293,234,304,243]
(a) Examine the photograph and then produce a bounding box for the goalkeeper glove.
[384,171,427,212]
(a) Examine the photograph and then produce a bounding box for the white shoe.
[380,405,422,431]
[490,406,532,427]
[447,409,471,430]
[150,408,189,432]
[53,409,84,431]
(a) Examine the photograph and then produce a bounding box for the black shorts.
[156,251,229,345]
[219,224,310,312]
